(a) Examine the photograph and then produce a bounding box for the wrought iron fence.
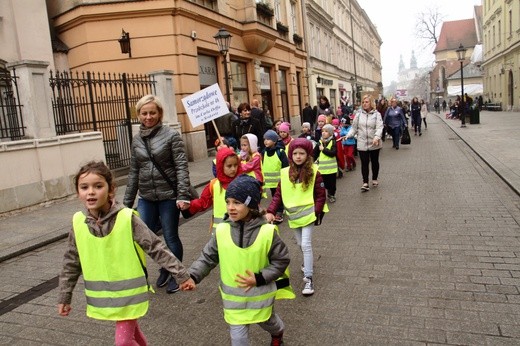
[49,71,156,169]
[0,67,25,140]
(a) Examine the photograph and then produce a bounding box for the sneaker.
[271,332,284,346]
[302,277,314,295]
[166,276,180,294]
[361,183,370,192]
[274,214,284,224]
[419,132,422,136]
[328,195,336,203]
[156,268,170,288]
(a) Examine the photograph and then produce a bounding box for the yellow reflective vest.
[216,223,295,325]
[210,179,227,233]
[280,165,328,228]
[262,150,283,189]
[73,208,149,321]
[317,139,337,174]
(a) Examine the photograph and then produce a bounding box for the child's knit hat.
[263,129,279,142]
[288,137,314,160]
[332,118,340,126]
[317,114,327,123]
[225,175,261,210]
[279,122,291,133]
[322,124,335,136]
[302,122,311,130]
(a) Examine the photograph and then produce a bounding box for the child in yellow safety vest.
[265,138,328,296]
[313,124,338,203]
[180,147,242,233]
[188,175,294,346]
[262,129,289,224]
[58,161,195,346]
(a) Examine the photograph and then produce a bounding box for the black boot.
[156,268,170,288]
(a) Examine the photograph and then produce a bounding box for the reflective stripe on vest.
[216,223,294,324]
[280,166,317,228]
[73,208,149,321]
[318,140,337,174]
[262,151,283,188]
[211,179,227,232]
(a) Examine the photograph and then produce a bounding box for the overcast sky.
[357,0,482,86]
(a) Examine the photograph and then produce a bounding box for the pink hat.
[279,122,291,133]
[332,118,340,126]
[317,115,327,122]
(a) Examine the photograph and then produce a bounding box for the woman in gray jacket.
[347,94,384,192]
[124,94,192,293]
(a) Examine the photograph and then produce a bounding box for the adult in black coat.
[302,102,315,129]
[232,102,263,149]
[250,98,267,135]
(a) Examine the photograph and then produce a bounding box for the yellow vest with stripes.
[262,150,283,189]
[216,223,295,325]
[73,208,149,321]
[211,179,227,233]
[280,165,328,228]
[318,139,337,174]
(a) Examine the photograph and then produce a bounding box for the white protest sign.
[181,83,228,127]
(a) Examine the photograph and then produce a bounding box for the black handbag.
[400,127,411,145]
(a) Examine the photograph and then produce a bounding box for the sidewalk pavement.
[0,110,519,262]
[437,110,520,195]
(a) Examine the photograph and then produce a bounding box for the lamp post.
[214,28,232,104]
[456,43,467,127]
[350,76,357,105]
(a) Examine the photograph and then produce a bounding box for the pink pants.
[115,319,148,346]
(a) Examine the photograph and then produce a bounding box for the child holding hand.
[313,124,338,203]
[58,161,195,346]
[181,147,242,233]
[189,175,294,345]
[265,138,327,296]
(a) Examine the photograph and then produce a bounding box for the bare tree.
[415,6,445,47]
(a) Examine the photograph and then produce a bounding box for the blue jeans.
[390,126,402,148]
[294,224,313,278]
[137,198,183,261]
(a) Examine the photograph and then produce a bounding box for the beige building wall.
[482,0,520,110]
[51,0,308,159]
[0,0,54,68]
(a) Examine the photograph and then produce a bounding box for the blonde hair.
[362,94,375,111]
[136,95,164,120]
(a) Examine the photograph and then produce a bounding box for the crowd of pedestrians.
[58,93,426,346]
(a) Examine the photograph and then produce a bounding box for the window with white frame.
[274,0,281,22]
[290,1,297,33]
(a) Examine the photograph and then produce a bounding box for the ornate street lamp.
[456,43,467,127]
[214,28,232,103]
[118,29,131,58]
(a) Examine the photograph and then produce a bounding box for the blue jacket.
[340,126,356,145]
[384,107,407,129]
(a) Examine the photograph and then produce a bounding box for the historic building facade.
[48,0,308,160]
[304,0,382,111]
[482,0,520,110]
